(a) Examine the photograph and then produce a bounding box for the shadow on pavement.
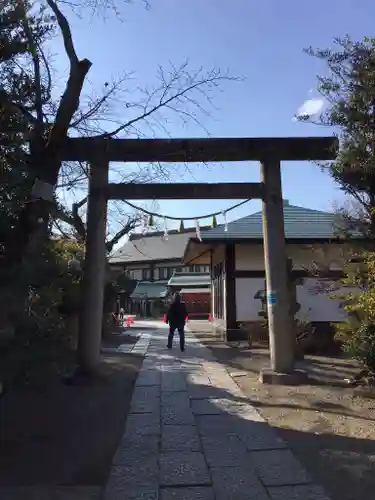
[156,363,375,500]
[138,332,375,500]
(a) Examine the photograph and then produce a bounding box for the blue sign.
[267,291,277,306]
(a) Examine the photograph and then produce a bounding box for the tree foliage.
[0,0,53,259]
[1,0,236,267]
[306,36,375,376]
[333,254,375,375]
[0,237,84,386]
[305,36,375,238]
[1,0,237,267]
[0,0,238,379]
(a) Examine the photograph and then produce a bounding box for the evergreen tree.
[305,36,375,240]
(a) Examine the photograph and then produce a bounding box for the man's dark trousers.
[167,324,185,351]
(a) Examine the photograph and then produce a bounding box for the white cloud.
[293,97,324,121]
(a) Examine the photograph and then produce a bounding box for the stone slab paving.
[0,486,102,500]
[101,331,152,355]
[117,332,151,355]
[105,324,331,500]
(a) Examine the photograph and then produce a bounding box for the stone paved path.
[105,324,331,500]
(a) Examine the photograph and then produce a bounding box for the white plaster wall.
[235,277,348,322]
[296,279,348,322]
[235,278,265,322]
[235,243,344,271]
[235,245,264,271]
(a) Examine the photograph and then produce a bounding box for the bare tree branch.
[105,218,138,253]
[93,66,239,138]
[38,43,53,105]
[45,0,79,65]
[69,74,133,129]
[20,7,44,127]
[52,198,143,254]
[3,0,239,269]
[44,0,92,150]
[51,202,86,241]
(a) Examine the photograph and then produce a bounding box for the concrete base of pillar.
[259,368,308,386]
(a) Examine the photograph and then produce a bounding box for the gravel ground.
[190,321,375,500]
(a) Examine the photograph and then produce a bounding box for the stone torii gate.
[61,136,337,382]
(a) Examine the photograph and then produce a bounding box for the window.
[181,266,190,273]
[189,265,202,273]
[156,266,183,280]
[193,265,208,273]
[213,262,224,319]
[142,268,151,281]
[158,267,169,280]
[128,269,142,280]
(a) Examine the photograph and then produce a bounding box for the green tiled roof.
[130,282,168,299]
[200,200,357,241]
[110,227,210,264]
[180,287,210,294]
[168,272,211,287]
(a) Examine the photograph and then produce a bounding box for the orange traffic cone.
[163,314,167,323]
[185,316,189,322]
[208,314,212,322]
[130,316,135,324]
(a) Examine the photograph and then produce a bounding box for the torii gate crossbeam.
[59,136,337,383]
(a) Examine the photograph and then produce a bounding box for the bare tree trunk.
[10,54,92,266]
[8,0,92,267]
[10,156,60,267]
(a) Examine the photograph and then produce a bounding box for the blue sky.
[55,0,375,236]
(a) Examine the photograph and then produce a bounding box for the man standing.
[166,293,188,352]
[119,307,125,326]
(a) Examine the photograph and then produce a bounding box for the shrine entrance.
[60,136,337,381]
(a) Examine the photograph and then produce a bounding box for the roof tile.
[200,201,350,240]
[110,229,199,263]
[130,282,167,299]
[168,272,211,287]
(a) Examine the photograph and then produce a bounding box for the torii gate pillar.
[259,159,304,384]
[77,159,109,375]
[261,160,294,369]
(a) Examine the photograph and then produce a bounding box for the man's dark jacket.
[167,301,187,327]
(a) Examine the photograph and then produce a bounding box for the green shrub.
[340,321,375,373]
[0,238,84,387]
[334,252,375,374]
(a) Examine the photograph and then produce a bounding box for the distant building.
[167,272,211,318]
[184,200,357,341]
[109,227,211,317]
